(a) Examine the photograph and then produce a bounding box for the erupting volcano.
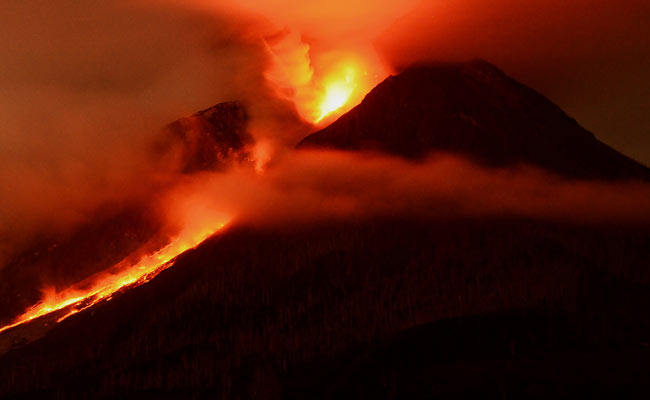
[1,0,649,398]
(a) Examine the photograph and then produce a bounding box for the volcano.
[299,60,650,180]
[1,62,649,399]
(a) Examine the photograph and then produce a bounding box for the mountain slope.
[161,101,251,173]
[298,60,650,180]
[1,219,649,398]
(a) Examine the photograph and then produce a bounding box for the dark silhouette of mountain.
[0,219,649,398]
[0,207,161,327]
[298,60,650,181]
[161,101,251,173]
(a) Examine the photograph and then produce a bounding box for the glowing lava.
[0,221,229,334]
[315,66,358,123]
[264,31,384,125]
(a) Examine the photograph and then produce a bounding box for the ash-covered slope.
[298,60,650,181]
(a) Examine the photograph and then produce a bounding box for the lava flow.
[0,220,229,334]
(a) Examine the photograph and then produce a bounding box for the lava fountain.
[315,63,359,123]
[264,30,386,125]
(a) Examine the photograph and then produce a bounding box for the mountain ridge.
[298,60,650,181]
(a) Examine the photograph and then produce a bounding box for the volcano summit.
[299,60,650,181]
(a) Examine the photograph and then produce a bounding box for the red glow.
[315,63,358,123]
[264,32,387,125]
[0,220,229,334]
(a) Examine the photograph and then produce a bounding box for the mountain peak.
[161,101,252,173]
[298,60,649,181]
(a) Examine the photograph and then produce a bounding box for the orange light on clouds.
[265,35,385,125]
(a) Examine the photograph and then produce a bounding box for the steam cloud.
[163,151,650,231]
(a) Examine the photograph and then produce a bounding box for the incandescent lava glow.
[0,220,229,334]
[264,31,384,125]
[315,65,358,123]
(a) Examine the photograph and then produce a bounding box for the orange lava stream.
[0,221,229,334]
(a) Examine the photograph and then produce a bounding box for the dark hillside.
[1,218,648,398]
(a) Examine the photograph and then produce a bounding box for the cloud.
[163,150,650,232]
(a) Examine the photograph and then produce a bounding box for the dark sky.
[377,0,650,165]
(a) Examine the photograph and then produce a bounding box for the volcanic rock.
[162,101,251,173]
